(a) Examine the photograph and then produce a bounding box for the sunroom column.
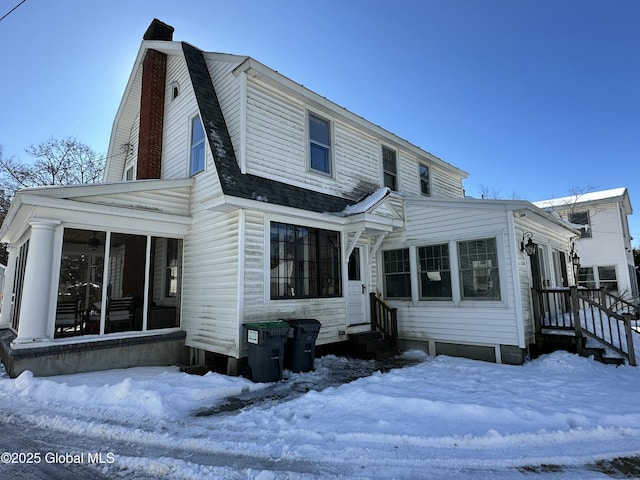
[0,245,18,329]
[12,219,60,345]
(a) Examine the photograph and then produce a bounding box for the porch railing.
[533,286,637,366]
[369,292,398,348]
[579,287,640,320]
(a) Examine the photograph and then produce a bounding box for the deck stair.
[538,329,625,366]
[533,286,638,366]
[348,330,398,360]
[348,293,399,360]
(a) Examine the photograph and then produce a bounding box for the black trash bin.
[283,319,321,373]
[243,321,290,382]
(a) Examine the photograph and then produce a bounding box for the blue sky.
[1,0,638,245]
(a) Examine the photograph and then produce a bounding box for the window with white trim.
[419,163,430,196]
[383,248,411,299]
[382,146,398,191]
[270,222,341,299]
[457,238,501,300]
[309,113,331,174]
[418,243,451,300]
[578,265,618,293]
[189,115,205,176]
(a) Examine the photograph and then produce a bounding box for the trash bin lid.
[243,321,289,330]
[283,318,321,332]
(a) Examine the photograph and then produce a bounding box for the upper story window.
[190,115,205,176]
[309,113,331,175]
[457,238,500,300]
[569,211,591,238]
[419,164,430,196]
[382,146,398,191]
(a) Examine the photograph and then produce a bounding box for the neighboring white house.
[534,188,638,304]
[0,20,578,377]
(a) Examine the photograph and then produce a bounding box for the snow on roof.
[533,187,628,210]
[334,187,391,216]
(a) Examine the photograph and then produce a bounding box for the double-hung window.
[309,113,331,175]
[418,244,452,300]
[579,266,617,292]
[190,115,205,176]
[419,164,430,196]
[597,266,618,292]
[270,222,341,299]
[457,238,500,300]
[383,248,411,298]
[382,146,398,191]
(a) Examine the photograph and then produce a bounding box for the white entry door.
[347,247,367,326]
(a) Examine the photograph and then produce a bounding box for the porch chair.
[106,296,134,332]
[55,298,82,336]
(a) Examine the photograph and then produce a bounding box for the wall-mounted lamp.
[569,242,580,266]
[520,232,537,256]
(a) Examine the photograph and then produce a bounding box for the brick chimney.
[137,20,174,179]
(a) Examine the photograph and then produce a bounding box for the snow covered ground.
[1,350,640,479]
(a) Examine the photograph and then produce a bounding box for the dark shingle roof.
[181,42,353,214]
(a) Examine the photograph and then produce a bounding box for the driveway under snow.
[1,351,640,479]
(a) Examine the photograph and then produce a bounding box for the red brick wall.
[137,49,167,180]
[122,236,147,297]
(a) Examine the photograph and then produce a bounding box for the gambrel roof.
[182,42,353,214]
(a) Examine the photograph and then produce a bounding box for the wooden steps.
[348,331,398,360]
[538,332,625,366]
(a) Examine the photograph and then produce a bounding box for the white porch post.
[0,245,18,329]
[12,219,60,345]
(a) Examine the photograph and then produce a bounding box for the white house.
[534,188,638,304]
[0,20,579,377]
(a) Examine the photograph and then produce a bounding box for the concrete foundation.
[0,329,189,378]
[399,338,528,365]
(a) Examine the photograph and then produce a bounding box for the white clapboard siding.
[245,80,307,182]
[334,120,380,198]
[74,187,191,216]
[244,77,465,202]
[397,150,420,196]
[123,113,140,179]
[180,120,236,355]
[162,54,197,180]
[182,208,241,356]
[381,200,522,347]
[207,56,244,162]
[430,164,465,198]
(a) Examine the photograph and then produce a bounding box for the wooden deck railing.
[369,293,398,348]
[533,286,637,366]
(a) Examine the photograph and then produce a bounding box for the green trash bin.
[243,321,290,382]
[283,319,321,373]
